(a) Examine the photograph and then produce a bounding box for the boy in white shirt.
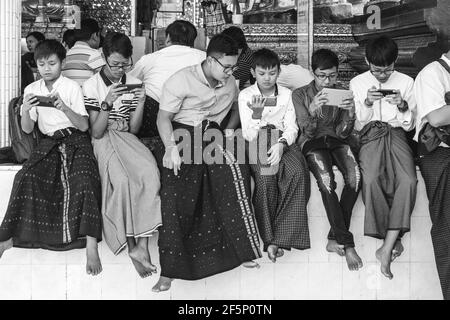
[414,50,450,300]
[0,40,103,276]
[350,36,417,279]
[238,48,310,262]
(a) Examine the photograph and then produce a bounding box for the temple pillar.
[0,0,21,147]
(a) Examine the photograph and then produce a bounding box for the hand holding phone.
[264,96,277,107]
[118,83,144,93]
[377,89,396,97]
[34,95,57,107]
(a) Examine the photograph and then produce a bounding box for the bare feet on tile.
[376,247,393,279]
[0,238,13,259]
[326,239,345,256]
[152,276,173,292]
[345,247,363,271]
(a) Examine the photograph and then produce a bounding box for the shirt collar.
[441,54,450,67]
[254,83,279,96]
[196,62,224,89]
[39,75,64,94]
[99,67,126,87]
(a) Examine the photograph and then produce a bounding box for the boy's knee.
[316,172,336,194]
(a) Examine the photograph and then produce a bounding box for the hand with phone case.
[384,89,404,107]
[104,83,128,106]
[366,86,384,106]
[247,95,267,119]
[22,93,40,113]
[310,90,328,117]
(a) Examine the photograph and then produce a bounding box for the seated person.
[350,36,417,279]
[293,49,362,271]
[152,34,262,292]
[83,32,162,278]
[0,40,103,276]
[238,48,311,262]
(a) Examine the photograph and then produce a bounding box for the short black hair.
[34,39,66,62]
[252,48,280,70]
[165,20,197,47]
[102,32,133,59]
[62,29,76,49]
[221,26,248,50]
[311,49,339,71]
[365,36,398,66]
[26,31,45,42]
[206,34,238,57]
[77,18,100,42]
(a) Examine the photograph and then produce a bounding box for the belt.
[48,127,77,139]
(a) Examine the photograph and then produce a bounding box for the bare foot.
[375,247,393,279]
[242,261,260,269]
[391,240,404,261]
[0,238,13,259]
[152,276,173,292]
[86,246,102,276]
[267,244,279,263]
[130,257,153,278]
[326,240,345,256]
[276,248,284,258]
[345,247,363,271]
[129,245,157,273]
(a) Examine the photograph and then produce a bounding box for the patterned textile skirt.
[0,130,102,250]
[153,121,262,280]
[92,120,162,255]
[249,127,310,251]
[420,147,450,300]
[137,95,160,138]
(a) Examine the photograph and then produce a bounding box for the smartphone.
[321,88,353,107]
[119,83,143,92]
[377,89,396,97]
[264,97,277,107]
[35,95,56,107]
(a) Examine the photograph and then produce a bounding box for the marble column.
[0,0,21,147]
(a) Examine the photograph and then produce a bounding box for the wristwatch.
[279,138,289,148]
[100,101,113,112]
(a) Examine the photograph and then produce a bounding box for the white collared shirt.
[238,83,298,145]
[350,70,416,131]
[413,54,450,144]
[21,75,88,135]
[129,45,206,102]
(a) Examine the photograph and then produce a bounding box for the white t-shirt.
[413,54,450,144]
[277,64,314,91]
[350,70,416,131]
[238,83,298,145]
[21,75,88,135]
[129,45,206,102]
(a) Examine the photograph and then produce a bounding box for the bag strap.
[438,59,450,75]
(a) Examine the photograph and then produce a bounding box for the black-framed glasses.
[212,56,238,74]
[314,73,338,81]
[369,65,394,76]
[106,57,133,71]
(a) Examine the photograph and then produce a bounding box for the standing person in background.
[350,36,417,279]
[22,31,45,91]
[129,20,205,139]
[221,26,255,90]
[83,32,162,278]
[63,18,105,87]
[293,49,362,271]
[414,49,450,300]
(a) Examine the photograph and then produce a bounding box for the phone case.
[321,88,353,107]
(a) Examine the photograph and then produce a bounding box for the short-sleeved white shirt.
[413,54,450,143]
[21,75,88,135]
[129,45,206,102]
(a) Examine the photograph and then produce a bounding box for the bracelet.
[397,100,409,113]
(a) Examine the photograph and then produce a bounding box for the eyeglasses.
[212,56,238,74]
[106,57,133,71]
[314,73,338,81]
[369,65,394,76]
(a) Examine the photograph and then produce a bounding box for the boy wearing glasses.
[350,36,417,279]
[293,49,362,271]
[83,32,162,279]
[0,40,103,276]
[238,48,310,263]
[63,18,105,87]
[152,34,262,292]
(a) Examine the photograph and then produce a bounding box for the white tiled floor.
[0,167,444,300]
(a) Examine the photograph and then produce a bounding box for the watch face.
[101,102,111,111]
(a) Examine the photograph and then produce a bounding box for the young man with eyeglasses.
[292,49,363,271]
[350,36,417,280]
[63,18,105,87]
[82,32,162,279]
[152,34,262,292]
[238,48,310,263]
